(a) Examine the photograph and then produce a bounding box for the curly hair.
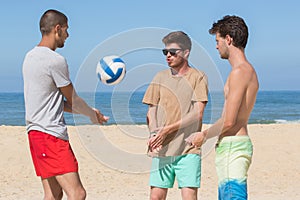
[209,15,248,49]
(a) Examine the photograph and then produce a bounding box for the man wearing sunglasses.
[143,31,208,200]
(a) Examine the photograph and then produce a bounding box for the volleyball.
[96,55,126,85]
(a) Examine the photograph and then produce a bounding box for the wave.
[249,119,300,124]
[274,119,300,124]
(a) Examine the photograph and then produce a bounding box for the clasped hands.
[147,127,169,153]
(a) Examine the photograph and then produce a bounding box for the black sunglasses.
[162,48,182,56]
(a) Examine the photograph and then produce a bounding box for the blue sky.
[0,0,299,92]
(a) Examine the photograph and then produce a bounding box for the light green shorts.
[215,136,253,199]
[149,154,201,188]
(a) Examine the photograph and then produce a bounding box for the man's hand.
[148,127,169,152]
[90,108,109,125]
[185,131,207,148]
[147,134,162,154]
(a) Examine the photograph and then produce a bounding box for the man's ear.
[225,34,233,46]
[184,49,190,58]
[54,24,61,34]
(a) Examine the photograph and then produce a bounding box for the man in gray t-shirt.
[23,46,71,140]
[22,9,108,200]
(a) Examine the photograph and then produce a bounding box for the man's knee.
[150,195,165,200]
[77,187,86,200]
[44,190,63,200]
[68,187,86,200]
[181,187,198,200]
[150,187,167,200]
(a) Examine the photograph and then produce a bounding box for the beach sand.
[0,124,299,200]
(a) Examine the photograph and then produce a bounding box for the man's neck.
[228,48,247,69]
[38,35,56,51]
[171,64,190,76]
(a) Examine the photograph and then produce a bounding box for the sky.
[0,0,299,92]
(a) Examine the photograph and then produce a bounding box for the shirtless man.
[187,15,259,199]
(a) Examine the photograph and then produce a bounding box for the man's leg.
[215,136,253,200]
[42,177,63,200]
[150,187,168,200]
[55,172,86,200]
[176,154,201,200]
[181,187,198,200]
[149,157,175,200]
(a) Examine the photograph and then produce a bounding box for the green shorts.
[215,136,253,199]
[149,154,201,188]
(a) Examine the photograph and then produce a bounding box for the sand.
[0,123,299,200]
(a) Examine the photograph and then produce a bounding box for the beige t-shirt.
[143,67,208,156]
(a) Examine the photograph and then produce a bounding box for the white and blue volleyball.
[96,55,126,85]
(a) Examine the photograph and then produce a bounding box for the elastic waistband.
[219,135,251,144]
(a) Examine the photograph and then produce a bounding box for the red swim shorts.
[28,130,78,179]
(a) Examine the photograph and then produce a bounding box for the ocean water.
[0,91,299,126]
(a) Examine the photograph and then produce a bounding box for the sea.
[0,91,299,126]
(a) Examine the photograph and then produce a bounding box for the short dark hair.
[39,9,68,35]
[209,15,248,49]
[162,31,192,51]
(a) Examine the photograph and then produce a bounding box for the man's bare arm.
[191,68,250,146]
[60,83,109,124]
[147,105,158,133]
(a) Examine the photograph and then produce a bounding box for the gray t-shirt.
[23,46,71,140]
